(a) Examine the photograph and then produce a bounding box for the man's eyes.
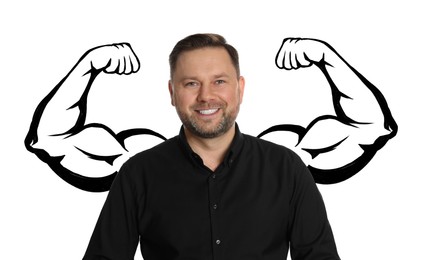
[184,79,226,87]
[185,81,199,87]
[215,79,225,85]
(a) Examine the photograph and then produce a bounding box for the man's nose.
[197,84,215,102]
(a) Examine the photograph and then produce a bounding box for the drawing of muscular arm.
[25,43,166,192]
[258,38,397,184]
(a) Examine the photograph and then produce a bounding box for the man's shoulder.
[125,136,179,166]
[114,136,181,185]
[243,133,293,153]
[242,133,304,164]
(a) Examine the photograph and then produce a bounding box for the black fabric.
[83,125,340,260]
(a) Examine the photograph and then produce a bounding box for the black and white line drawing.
[258,38,397,184]
[25,38,397,192]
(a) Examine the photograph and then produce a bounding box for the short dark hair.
[169,33,240,79]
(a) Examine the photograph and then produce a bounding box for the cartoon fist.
[85,43,140,75]
[275,38,333,70]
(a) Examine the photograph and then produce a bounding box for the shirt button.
[212,174,216,179]
[213,204,218,210]
[216,239,221,245]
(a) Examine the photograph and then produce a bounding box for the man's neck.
[184,126,236,171]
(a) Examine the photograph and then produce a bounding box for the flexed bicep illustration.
[258,38,397,183]
[24,43,166,192]
[25,37,397,192]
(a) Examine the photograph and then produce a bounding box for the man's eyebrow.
[180,76,199,82]
[213,73,230,78]
[179,73,230,81]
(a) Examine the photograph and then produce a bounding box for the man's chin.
[191,128,224,139]
[186,123,227,139]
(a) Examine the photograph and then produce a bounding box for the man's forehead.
[171,47,237,80]
[178,47,230,61]
[176,48,233,69]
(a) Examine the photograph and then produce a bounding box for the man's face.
[169,47,245,139]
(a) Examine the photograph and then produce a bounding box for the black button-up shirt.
[83,125,340,260]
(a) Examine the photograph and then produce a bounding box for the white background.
[1,1,422,259]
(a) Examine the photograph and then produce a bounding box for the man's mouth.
[197,108,219,115]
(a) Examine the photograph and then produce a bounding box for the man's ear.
[238,76,245,104]
[168,80,175,106]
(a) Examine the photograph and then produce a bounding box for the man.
[82,33,340,259]
[26,33,396,192]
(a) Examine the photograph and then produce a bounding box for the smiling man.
[83,33,340,260]
[170,47,243,139]
[169,43,245,171]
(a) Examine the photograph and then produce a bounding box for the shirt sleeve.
[83,162,142,260]
[288,157,341,260]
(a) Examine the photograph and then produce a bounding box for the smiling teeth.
[199,109,218,115]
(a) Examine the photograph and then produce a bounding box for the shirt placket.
[208,172,223,260]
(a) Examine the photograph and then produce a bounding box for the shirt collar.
[178,123,244,169]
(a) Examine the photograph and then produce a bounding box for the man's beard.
[177,103,239,139]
